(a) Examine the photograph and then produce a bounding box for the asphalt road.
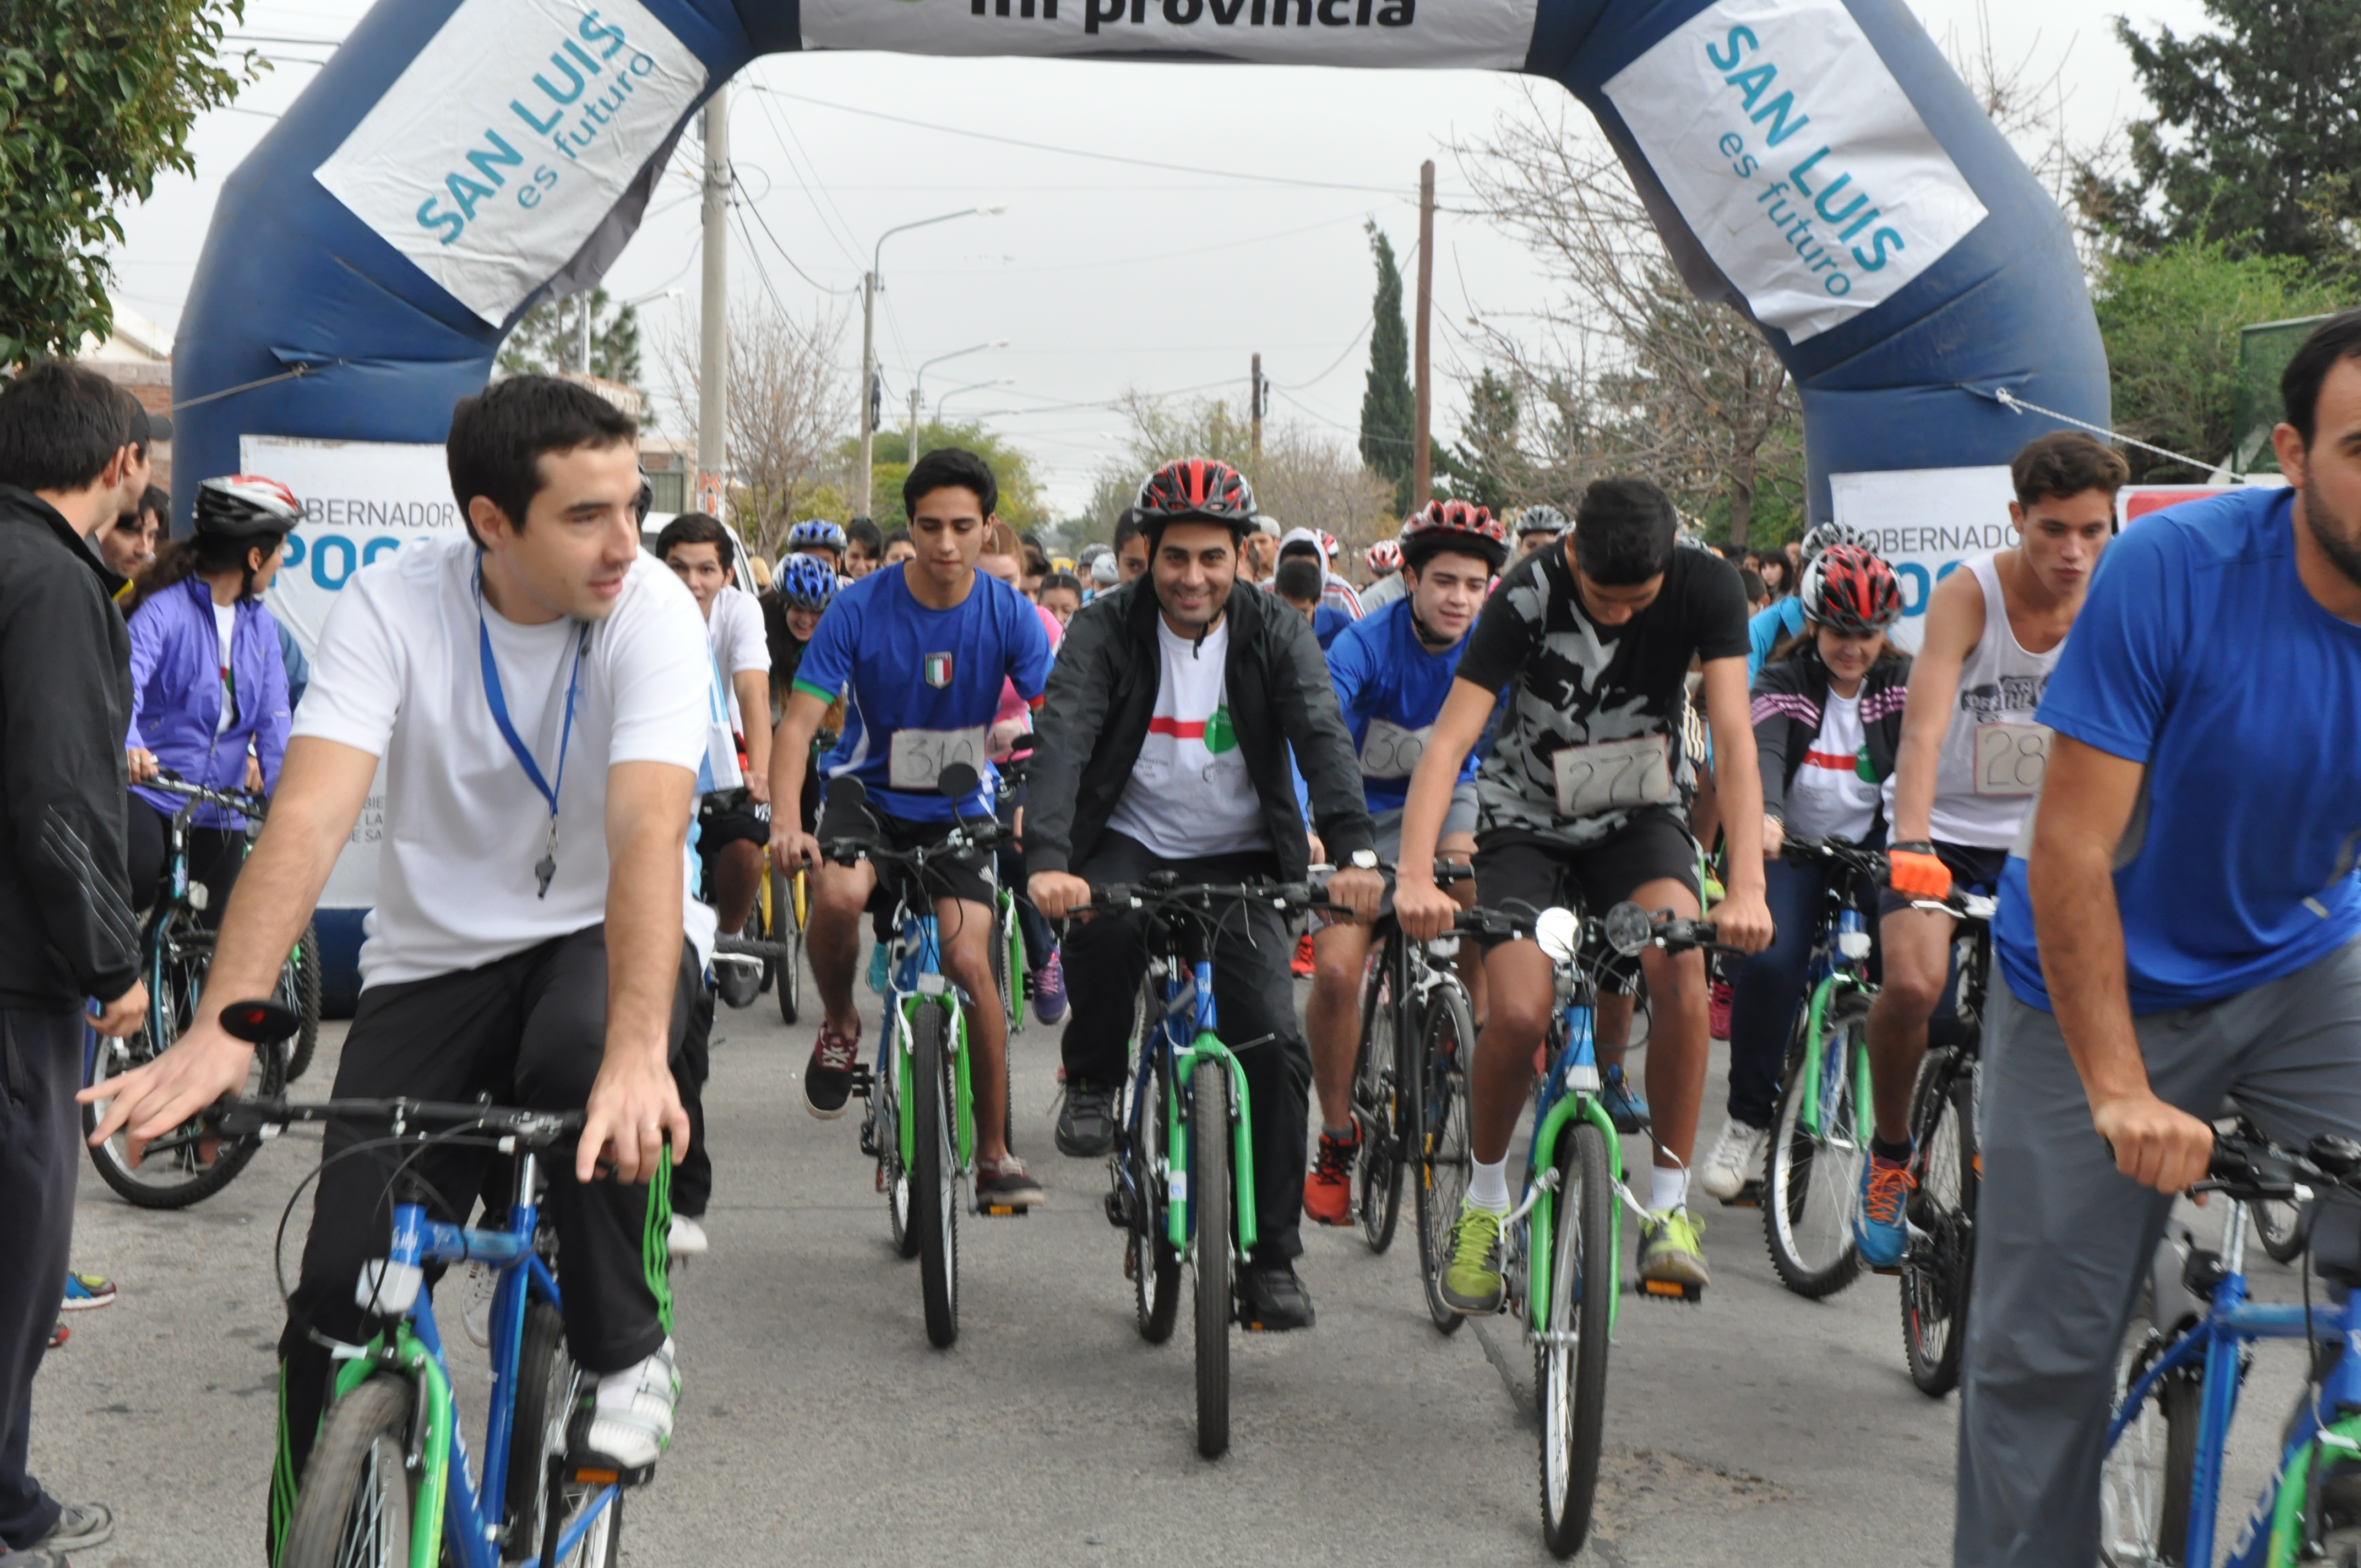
[30,962,2316,1567]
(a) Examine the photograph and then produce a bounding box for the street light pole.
[856,205,1007,519]
[695,85,730,520]
[908,339,1009,466]
[933,377,1015,423]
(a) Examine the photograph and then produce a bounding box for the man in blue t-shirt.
[1955,311,2361,1562]
[1301,502,1504,1227]
[769,448,1053,1210]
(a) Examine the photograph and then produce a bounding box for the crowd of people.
[8,304,2361,1565]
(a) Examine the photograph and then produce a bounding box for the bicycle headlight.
[1602,901,1653,959]
[1535,906,1582,965]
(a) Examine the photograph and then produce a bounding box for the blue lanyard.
[475,562,589,897]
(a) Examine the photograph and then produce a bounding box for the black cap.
[138,407,173,445]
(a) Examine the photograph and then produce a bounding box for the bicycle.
[211,1000,631,1568]
[1349,861,1477,1259]
[81,773,321,1209]
[989,758,1031,1037]
[1896,883,1995,1397]
[1089,872,1333,1459]
[2100,1123,2361,1568]
[700,787,799,1025]
[1431,898,1733,1558]
[823,765,1018,1350]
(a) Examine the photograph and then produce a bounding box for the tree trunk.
[1727,453,1755,548]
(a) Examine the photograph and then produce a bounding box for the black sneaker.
[1237,1262,1315,1331]
[1055,1082,1119,1157]
[975,1155,1045,1212]
[712,953,762,1010]
[804,1027,860,1119]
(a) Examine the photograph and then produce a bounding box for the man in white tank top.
[1853,432,2126,1267]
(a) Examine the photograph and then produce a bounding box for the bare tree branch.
[662,303,852,560]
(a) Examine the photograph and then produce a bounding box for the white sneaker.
[1697,1118,1769,1202]
[585,1338,678,1469]
[667,1214,709,1259]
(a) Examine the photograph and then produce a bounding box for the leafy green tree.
[1434,368,1532,513]
[839,422,1049,535]
[498,286,644,389]
[2104,0,2361,266]
[1,1,258,362]
[1359,223,1416,513]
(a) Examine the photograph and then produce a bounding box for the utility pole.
[1412,158,1435,509]
[909,384,922,471]
[1250,352,1264,472]
[578,292,592,377]
[695,85,729,521]
[858,271,878,519]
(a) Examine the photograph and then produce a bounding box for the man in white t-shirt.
[82,378,710,1553]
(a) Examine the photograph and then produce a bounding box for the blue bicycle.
[2101,1123,2361,1567]
[215,1001,630,1568]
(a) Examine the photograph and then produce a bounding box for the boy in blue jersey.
[1955,312,2361,1561]
[1301,501,1505,1225]
[768,449,1053,1209]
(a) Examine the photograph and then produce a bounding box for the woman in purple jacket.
[122,475,301,918]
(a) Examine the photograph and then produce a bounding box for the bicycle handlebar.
[2191,1126,2361,1204]
[1782,833,1996,924]
[1084,877,1320,917]
[214,1097,585,1147]
[145,770,266,819]
[1450,904,1738,957]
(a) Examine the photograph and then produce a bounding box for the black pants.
[125,798,243,922]
[995,774,1053,972]
[0,1010,80,1548]
[272,926,697,1558]
[1059,832,1310,1266]
[672,975,714,1218]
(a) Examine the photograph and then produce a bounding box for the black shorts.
[1471,808,1701,942]
[695,792,769,857]
[815,795,997,910]
[1876,840,2009,919]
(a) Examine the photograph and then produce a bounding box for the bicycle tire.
[1130,1045,1181,1343]
[1537,1119,1614,1559]
[1762,991,1869,1299]
[994,890,1024,1033]
[1192,1055,1233,1459]
[1415,982,1477,1335]
[285,920,323,1082]
[279,1375,412,1568]
[774,868,803,1026]
[1353,935,1405,1253]
[879,1016,914,1258]
[2253,1196,2312,1266]
[508,1298,603,1567]
[911,1001,961,1348]
[1900,1053,1978,1396]
[2100,1283,2200,1566]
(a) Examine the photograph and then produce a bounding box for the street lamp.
[933,377,1016,424]
[909,340,1009,465]
[858,205,1007,516]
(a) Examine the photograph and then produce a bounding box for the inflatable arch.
[171,0,2109,993]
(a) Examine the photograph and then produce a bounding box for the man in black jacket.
[1027,458,1381,1330]
[0,361,158,1565]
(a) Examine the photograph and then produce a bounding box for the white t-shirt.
[1785,688,1880,842]
[706,584,769,732]
[292,536,715,987]
[213,601,238,734]
[1104,616,1270,860]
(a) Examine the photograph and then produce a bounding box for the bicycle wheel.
[278,1375,412,1568]
[1901,1053,1977,1396]
[1415,982,1477,1335]
[84,916,286,1209]
[993,889,1025,1033]
[1128,1043,1181,1343]
[1537,1119,1614,1559]
[1762,992,1868,1298]
[1353,936,1406,1252]
[284,920,323,1082]
[877,1017,914,1259]
[1191,1054,1233,1459]
[506,1298,619,1567]
[774,867,803,1026]
[910,1001,960,1348]
[2099,1282,2199,1566]
[2253,1195,2313,1265]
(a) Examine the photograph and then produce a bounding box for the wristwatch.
[1348,848,1380,870]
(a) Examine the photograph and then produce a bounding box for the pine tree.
[498,286,645,388]
[1435,368,1530,513]
[1358,223,1417,515]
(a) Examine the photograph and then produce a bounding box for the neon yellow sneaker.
[1638,1207,1710,1301]
[1439,1202,1508,1315]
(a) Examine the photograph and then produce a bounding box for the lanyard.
[475,562,590,897]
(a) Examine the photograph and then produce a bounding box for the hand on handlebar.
[772,823,823,873]
[1888,843,1952,900]
[578,1045,690,1186]
[126,747,158,784]
[1760,814,1785,859]
[2094,1091,2215,1195]
[1394,876,1460,943]
[1709,887,1776,955]
[1325,865,1385,923]
[1030,870,1092,921]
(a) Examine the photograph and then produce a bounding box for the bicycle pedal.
[1718,1180,1764,1209]
[975,1202,1032,1218]
[1869,1266,1903,1277]
[1637,1278,1703,1304]
[556,1449,656,1490]
[848,1065,875,1100]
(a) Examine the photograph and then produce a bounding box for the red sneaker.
[1291,932,1315,978]
[1304,1125,1359,1226]
[1709,978,1733,1042]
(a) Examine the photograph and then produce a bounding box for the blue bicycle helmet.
[775,553,839,612]
[786,519,847,554]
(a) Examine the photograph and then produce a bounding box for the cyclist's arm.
[1889,568,1982,843]
[79,735,379,1155]
[2027,733,2213,1193]
[732,669,771,802]
[765,688,830,852]
[1395,677,1495,889]
[1700,655,1773,950]
[255,613,293,793]
[584,758,695,1185]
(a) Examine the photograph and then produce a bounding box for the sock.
[1469,1156,1511,1213]
[1323,1123,1354,1142]
[1870,1135,1914,1166]
[1650,1163,1689,1215]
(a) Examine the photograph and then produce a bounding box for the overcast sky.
[113,0,2212,513]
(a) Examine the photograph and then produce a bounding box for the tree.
[0,1,257,362]
[2102,0,2361,266]
[1097,391,1397,554]
[663,303,851,559]
[1358,223,1417,514]
[499,286,645,393]
[1433,368,1536,514]
[835,422,1051,537]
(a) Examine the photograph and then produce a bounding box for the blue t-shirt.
[792,566,1053,823]
[1312,603,1353,650]
[1747,596,1805,682]
[1326,596,1481,813]
[1993,487,2361,1012]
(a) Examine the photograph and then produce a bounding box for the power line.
[887,209,1365,277]
[728,161,860,296]
[1271,318,1372,390]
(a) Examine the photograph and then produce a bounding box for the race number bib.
[1551,734,1677,819]
[1360,717,1432,780]
[1973,722,2052,798]
[888,725,989,791]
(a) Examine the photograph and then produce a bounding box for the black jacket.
[1027,576,1374,880]
[1749,644,1912,829]
[0,484,140,1010]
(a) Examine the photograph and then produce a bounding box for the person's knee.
[1878,957,1946,1019]
[1486,983,1553,1046]
[1308,934,1363,1001]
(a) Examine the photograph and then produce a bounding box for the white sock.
[1469,1156,1511,1213]
[1650,1163,1689,1216]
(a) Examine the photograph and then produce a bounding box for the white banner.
[315,0,707,326]
[246,435,456,908]
[1604,0,1988,342]
[798,0,1539,69]
[1829,464,2015,654]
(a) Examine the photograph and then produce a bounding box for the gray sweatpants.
[1955,934,2361,1565]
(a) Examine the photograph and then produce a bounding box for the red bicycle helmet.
[1364,538,1402,575]
[1400,498,1508,572]
[1135,458,1257,538]
[1799,543,1902,634]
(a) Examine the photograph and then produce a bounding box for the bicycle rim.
[774,869,803,1026]
[1538,1120,1614,1559]
[285,919,323,1081]
[1130,1047,1180,1343]
[2099,1284,2198,1566]
[1354,940,1402,1251]
[1901,1061,1977,1396]
[878,1041,913,1257]
[1416,986,1476,1335]
[1191,1057,1232,1459]
[1762,1000,1867,1298]
[912,1003,960,1347]
[279,1376,412,1568]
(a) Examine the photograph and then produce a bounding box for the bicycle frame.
[1118,953,1260,1261]
[1522,982,1624,1334]
[883,910,975,1174]
[1794,908,1873,1143]
[334,1153,610,1568]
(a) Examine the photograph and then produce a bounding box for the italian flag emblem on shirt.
[923,652,953,689]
